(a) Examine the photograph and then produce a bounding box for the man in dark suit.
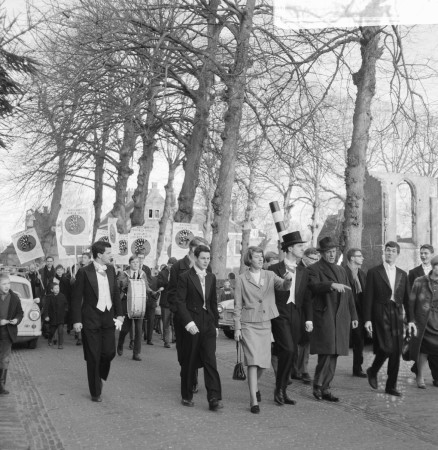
[269,231,312,405]
[364,241,411,397]
[407,244,438,384]
[72,241,124,402]
[39,255,55,293]
[308,237,358,402]
[174,245,222,410]
[344,247,367,377]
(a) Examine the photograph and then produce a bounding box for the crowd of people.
[0,233,437,416]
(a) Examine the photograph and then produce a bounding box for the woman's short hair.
[244,246,264,267]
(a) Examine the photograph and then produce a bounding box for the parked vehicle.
[9,275,42,349]
[218,299,234,339]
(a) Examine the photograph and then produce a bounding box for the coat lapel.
[85,264,99,299]
[295,265,303,295]
[278,261,287,278]
[205,273,212,304]
[245,270,260,289]
[318,260,338,283]
[376,264,391,290]
[189,268,204,300]
[394,268,402,299]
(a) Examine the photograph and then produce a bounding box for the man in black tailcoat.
[364,241,410,397]
[269,231,312,405]
[72,241,123,402]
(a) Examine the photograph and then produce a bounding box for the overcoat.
[1,290,24,342]
[44,293,68,325]
[408,265,428,290]
[408,274,438,361]
[307,259,357,355]
[364,264,410,354]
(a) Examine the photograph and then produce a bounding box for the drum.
[127,278,147,319]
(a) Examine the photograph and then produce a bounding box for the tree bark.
[155,161,177,266]
[342,26,383,253]
[239,171,256,274]
[173,0,221,223]
[210,0,256,278]
[110,117,136,233]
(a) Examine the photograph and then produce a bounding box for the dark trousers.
[118,317,142,355]
[180,309,221,402]
[173,313,185,366]
[295,341,310,376]
[82,325,116,397]
[49,324,64,346]
[427,355,438,380]
[162,307,174,345]
[0,330,12,370]
[352,318,365,372]
[314,354,338,391]
[143,303,156,343]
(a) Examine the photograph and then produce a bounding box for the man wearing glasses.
[345,248,367,378]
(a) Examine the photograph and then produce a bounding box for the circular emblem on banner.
[17,234,37,252]
[65,215,86,235]
[118,239,128,256]
[109,224,117,244]
[131,238,151,256]
[98,236,109,243]
[175,229,195,249]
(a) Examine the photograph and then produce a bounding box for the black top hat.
[317,236,338,252]
[281,231,306,251]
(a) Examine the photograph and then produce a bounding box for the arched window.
[396,181,415,243]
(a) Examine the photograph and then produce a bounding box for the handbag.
[402,332,411,361]
[232,341,246,381]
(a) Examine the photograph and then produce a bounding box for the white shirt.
[185,267,209,332]
[250,270,261,285]
[284,259,297,304]
[384,262,396,302]
[422,263,432,276]
[94,262,112,312]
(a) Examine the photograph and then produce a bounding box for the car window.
[10,282,31,299]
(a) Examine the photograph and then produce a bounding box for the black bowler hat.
[317,236,338,252]
[281,231,306,251]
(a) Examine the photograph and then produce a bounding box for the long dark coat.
[364,264,410,354]
[409,274,438,361]
[44,293,68,325]
[307,259,357,355]
[1,290,24,342]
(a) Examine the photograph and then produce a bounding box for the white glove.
[113,318,123,331]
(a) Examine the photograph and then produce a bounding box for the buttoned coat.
[307,259,358,355]
[408,265,429,290]
[233,269,291,331]
[1,290,24,342]
[364,264,410,354]
[408,274,437,361]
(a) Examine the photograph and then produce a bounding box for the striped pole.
[269,201,287,243]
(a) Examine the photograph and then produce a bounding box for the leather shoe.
[433,380,438,387]
[291,374,302,380]
[129,340,134,350]
[322,391,339,402]
[366,368,377,390]
[313,387,323,401]
[164,343,171,348]
[191,384,198,394]
[76,339,82,346]
[353,370,367,378]
[250,405,260,414]
[117,345,123,356]
[282,389,296,405]
[209,398,223,411]
[256,391,261,402]
[274,388,285,405]
[301,373,312,384]
[132,354,142,361]
[181,399,194,407]
[385,388,401,397]
[91,396,102,402]
[147,341,154,346]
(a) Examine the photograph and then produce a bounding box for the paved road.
[2,329,438,450]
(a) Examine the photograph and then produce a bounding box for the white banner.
[11,228,45,264]
[171,223,200,260]
[128,224,158,268]
[114,233,129,265]
[95,228,109,243]
[55,219,68,260]
[273,0,438,29]
[62,208,90,246]
[108,217,118,246]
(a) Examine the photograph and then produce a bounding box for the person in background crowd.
[174,245,222,410]
[408,255,438,388]
[39,256,55,293]
[117,255,148,361]
[0,273,23,395]
[228,272,236,289]
[168,236,210,394]
[296,247,319,384]
[45,283,68,349]
[68,252,92,285]
[54,265,71,299]
[71,241,124,403]
[407,245,438,383]
[26,263,43,301]
[264,252,279,269]
[344,248,367,378]
[269,232,312,406]
[219,280,234,302]
[308,237,358,403]
[234,246,292,413]
[156,257,178,348]
[364,241,410,397]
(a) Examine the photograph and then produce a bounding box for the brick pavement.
[2,330,438,450]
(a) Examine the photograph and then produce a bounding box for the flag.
[62,208,90,246]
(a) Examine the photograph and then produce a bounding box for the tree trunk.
[239,173,256,274]
[173,0,221,223]
[110,118,136,233]
[310,176,321,248]
[155,161,177,266]
[210,0,256,278]
[342,26,383,253]
[92,127,108,242]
